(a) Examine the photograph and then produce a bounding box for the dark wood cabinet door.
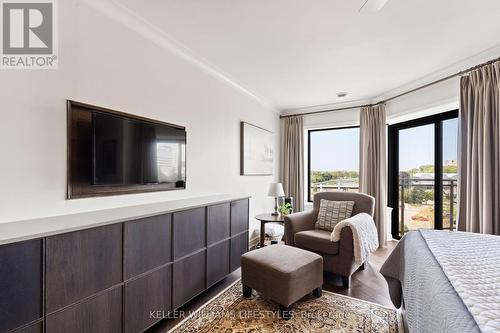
[11,321,43,333]
[230,200,249,236]
[230,232,248,272]
[45,224,123,313]
[0,240,43,333]
[173,208,206,259]
[125,265,172,333]
[173,251,206,309]
[45,286,122,333]
[206,240,230,288]
[207,203,230,246]
[124,214,172,279]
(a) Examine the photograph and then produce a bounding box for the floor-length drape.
[281,116,304,212]
[360,105,387,246]
[458,62,500,235]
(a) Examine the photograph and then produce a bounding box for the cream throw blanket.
[330,213,379,265]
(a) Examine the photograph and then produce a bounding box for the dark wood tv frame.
[67,100,186,199]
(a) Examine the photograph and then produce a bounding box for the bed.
[380,229,500,333]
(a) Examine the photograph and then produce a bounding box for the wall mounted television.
[67,100,186,199]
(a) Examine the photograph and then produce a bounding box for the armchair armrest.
[283,210,317,246]
[335,226,357,278]
[338,226,354,256]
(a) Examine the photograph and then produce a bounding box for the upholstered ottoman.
[241,244,323,320]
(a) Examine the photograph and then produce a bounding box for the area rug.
[168,280,401,333]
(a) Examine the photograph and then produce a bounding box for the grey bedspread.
[380,230,481,333]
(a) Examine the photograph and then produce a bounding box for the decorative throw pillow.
[315,199,355,231]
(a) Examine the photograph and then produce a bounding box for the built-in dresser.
[0,195,249,333]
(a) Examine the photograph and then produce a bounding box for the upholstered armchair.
[284,192,375,288]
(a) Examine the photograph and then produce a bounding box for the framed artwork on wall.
[240,122,274,175]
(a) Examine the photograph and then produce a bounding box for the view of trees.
[311,165,457,186]
[311,170,358,184]
[403,186,434,205]
[406,164,458,175]
[311,165,457,217]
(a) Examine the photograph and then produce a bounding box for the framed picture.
[240,122,274,175]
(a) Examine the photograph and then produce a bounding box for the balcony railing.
[311,182,359,192]
[310,178,458,233]
[397,179,457,234]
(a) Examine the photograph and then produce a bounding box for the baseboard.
[249,236,260,250]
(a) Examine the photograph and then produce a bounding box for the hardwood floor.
[148,240,398,332]
[322,240,397,308]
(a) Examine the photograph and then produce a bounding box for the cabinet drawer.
[0,240,43,333]
[10,321,43,333]
[230,232,248,272]
[173,208,206,259]
[173,250,206,309]
[45,287,122,333]
[230,200,249,236]
[207,240,230,288]
[124,214,172,279]
[125,265,172,333]
[45,224,123,312]
[207,203,230,246]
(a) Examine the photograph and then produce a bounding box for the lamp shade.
[267,183,285,197]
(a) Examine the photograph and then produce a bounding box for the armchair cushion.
[295,229,340,255]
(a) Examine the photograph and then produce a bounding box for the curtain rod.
[280,55,500,119]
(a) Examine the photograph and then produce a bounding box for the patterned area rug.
[168,280,401,333]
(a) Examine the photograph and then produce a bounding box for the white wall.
[303,108,361,129]
[0,0,280,238]
[385,78,460,124]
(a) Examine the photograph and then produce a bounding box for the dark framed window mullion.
[387,125,400,240]
[434,121,443,230]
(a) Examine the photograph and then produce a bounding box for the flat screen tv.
[92,112,186,186]
[67,101,186,198]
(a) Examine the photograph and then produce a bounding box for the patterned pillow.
[315,199,355,231]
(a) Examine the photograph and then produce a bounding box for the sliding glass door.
[388,111,458,239]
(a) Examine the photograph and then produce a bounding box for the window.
[308,127,360,202]
[388,110,458,239]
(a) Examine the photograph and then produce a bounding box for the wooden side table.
[255,214,285,247]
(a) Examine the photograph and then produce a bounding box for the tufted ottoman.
[240,244,323,320]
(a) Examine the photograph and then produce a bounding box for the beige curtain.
[360,104,387,246]
[281,116,304,212]
[458,62,500,235]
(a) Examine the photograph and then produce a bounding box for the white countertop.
[0,194,250,246]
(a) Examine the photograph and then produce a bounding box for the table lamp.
[268,183,285,216]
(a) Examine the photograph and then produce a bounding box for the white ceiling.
[113,0,500,112]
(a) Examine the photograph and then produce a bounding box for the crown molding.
[80,0,279,114]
